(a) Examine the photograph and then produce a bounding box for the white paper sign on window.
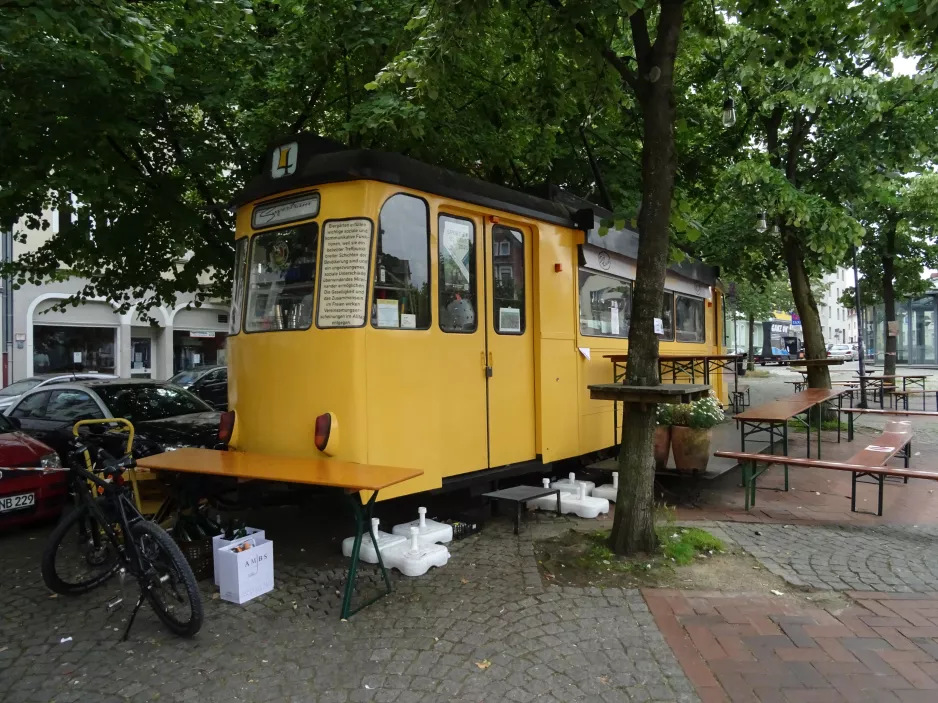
[654,318,664,335]
[499,307,521,333]
[441,220,472,286]
[376,299,400,328]
[317,219,373,328]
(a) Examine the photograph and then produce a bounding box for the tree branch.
[289,67,333,134]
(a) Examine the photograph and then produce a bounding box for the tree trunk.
[783,231,831,391]
[882,223,898,377]
[747,313,755,371]
[610,2,685,557]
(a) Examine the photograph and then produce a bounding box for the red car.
[0,414,66,529]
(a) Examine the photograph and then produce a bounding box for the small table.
[483,485,561,534]
[861,375,930,409]
[589,383,712,451]
[137,448,423,620]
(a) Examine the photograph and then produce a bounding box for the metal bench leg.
[904,440,910,471]
[341,490,391,620]
[743,461,751,510]
[851,472,857,513]
[878,475,885,517]
[782,423,789,492]
[848,412,854,442]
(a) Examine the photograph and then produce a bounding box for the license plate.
[0,492,35,513]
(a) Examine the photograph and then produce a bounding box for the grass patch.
[535,526,726,588]
[786,418,848,432]
[744,369,773,378]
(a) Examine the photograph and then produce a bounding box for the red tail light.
[314,413,332,452]
[218,411,235,444]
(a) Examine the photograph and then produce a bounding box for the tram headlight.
[314,412,337,455]
[218,411,236,445]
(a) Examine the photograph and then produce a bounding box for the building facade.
[5,210,230,384]
[818,267,858,344]
[864,290,938,366]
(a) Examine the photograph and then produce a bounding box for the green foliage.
[655,403,673,427]
[657,527,725,565]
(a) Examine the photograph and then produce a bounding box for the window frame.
[243,222,320,335]
[229,237,248,336]
[492,224,526,336]
[371,193,432,332]
[438,212,478,335]
[674,293,707,344]
[577,267,633,340]
[315,217,375,330]
[658,291,675,342]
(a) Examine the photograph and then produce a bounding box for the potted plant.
[654,404,672,470]
[670,396,725,472]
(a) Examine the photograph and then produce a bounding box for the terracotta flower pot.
[653,425,671,470]
[670,426,712,472]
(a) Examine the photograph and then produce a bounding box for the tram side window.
[492,225,525,334]
[229,238,247,335]
[578,269,631,338]
[659,292,674,341]
[675,294,706,343]
[373,194,431,329]
[439,214,477,333]
[245,223,318,332]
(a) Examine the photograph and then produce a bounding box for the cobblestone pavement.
[719,522,938,593]
[0,521,697,703]
[647,589,938,703]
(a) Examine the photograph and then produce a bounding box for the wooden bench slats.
[713,451,929,480]
[847,431,910,467]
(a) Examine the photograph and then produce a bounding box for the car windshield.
[169,370,202,387]
[94,385,213,423]
[0,379,41,397]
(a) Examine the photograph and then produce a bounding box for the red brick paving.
[645,589,938,702]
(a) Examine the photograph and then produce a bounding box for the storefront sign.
[189,331,216,338]
[251,193,320,229]
[317,219,373,328]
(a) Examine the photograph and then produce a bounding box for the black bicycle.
[41,431,203,640]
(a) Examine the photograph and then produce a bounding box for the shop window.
[33,325,116,374]
[578,269,631,338]
[173,330,227,374]
[10,391,50,419]
[45,390,103,422]
[439,214,477,333]
[492,225,525,335]
[245,223,318,332]
[229,238,247,334]
[659,292,675,341]
[372,194,431,329]
[675,294,706,343]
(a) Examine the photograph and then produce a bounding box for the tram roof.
[233,134,717,286]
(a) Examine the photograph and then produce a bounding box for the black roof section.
[233,134,717,286]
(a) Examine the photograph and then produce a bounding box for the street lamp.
[722,97,737,128]
[755,211,768,233]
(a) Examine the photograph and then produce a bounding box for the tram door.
[484,222,536,467]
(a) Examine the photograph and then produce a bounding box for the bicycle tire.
[41,504,120,595]
[130,521,203,637]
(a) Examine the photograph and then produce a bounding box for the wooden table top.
[136,448,424,491]
[847,430,911,467]
[734,388,847,421]
[588,383,711,404]
[786,359,845,367]
[603,354,742,362]
[862,375,930,380]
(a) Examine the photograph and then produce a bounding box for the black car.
[2,380,223,461]
[169,366,228,410]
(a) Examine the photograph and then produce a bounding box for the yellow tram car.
[225,135,727,499]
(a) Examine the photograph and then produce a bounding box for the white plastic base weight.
[531,479,609,519]
[383,527,450,577]
[592,472,618,501]
[391,507,453,545]
[341,518,405,564]
[551,471,595,495]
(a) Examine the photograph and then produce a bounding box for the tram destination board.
[317,218,374,328]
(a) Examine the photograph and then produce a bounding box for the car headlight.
[40,453,62,469]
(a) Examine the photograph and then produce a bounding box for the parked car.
[0,373,118,411]
[827,344,855,361]
[0,413,66,529]
[3,380,223,462]
[169,365,228,410]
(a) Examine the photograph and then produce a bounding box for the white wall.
[818,267,858,344]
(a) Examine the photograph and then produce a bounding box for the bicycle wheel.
[42,504,121,595]
[130,520,203,637]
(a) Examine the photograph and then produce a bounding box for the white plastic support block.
[551,471,595,495]
[531,481,610,519]
[391,507,453,545]
[592,472,618,501]
[341,518,405,564]
[383,526,450,577]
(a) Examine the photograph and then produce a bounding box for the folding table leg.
[782,423,789,492]
[816,403,822,460]
[851,472,857,513]
[877,476,885,517]
[341,490,391,620]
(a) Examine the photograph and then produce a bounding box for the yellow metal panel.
[538,338,580,461]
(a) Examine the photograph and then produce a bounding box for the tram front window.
[245,224,318,332]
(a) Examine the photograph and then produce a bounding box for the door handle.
[482,351,493,378]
